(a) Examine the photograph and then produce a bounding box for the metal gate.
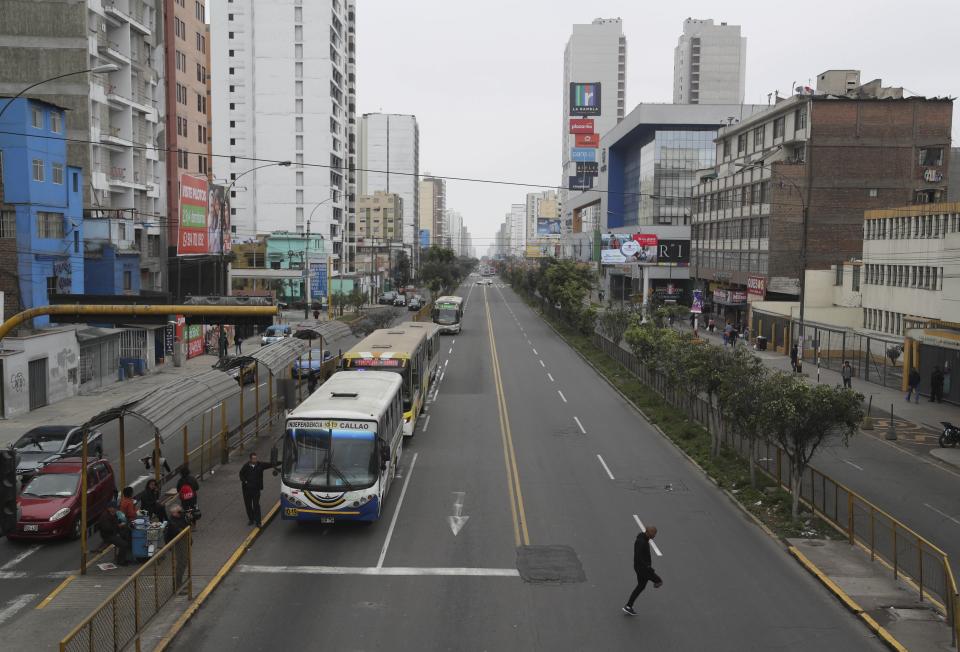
[28,358,48,410]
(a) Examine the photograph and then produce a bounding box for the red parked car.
[9,458,117,541]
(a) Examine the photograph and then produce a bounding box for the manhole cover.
[516,545,586,584]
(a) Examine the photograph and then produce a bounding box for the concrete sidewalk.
[789,538,952,651]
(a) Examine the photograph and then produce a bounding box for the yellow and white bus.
[279,371,404,523]
[341,327,430,436]
[398,321,441,385]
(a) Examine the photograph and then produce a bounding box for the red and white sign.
[574,132,600,148]
[569,118,595,134]
[177,174,209,255]
[747,276,767,299]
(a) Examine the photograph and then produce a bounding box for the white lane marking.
[597,454,615,480]
[448,491,469,536]
[539,360,545,368]
[1,546,40,570]
[843,460,864,471]
[573,417,586,435]
[238,565,519,577]
[444,359,449,368]
[547,373,555,383]
[377,452,419,569]
[422,415,431,432]
[532,348,538,355]
[129,474,152,489]
[448,348,453,355]
[633,515,663,557]
[924,503,960,526]
[558,390,567,403]
[258,383,267,389]
[0,570,73,580]
[0,594,38,626]
[452,339,456,345]
[134,440,153,451]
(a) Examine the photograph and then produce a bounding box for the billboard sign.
[655,239,690,267]
[569,118,595,134]
[574,132,600,148]
[575,162,599,176]
[186,324,204,359]
[600,233,659,265]
[747,276,767,299]
[526,243,560,259]
[209,184,230,254]
[536,218,562,236]
[692,289,704,314]
[310,262,328,300]
[178,174,209,255]
[569,82,601,116]
[568,174,594,191]
[570,148,596,163]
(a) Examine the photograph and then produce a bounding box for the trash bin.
[131,518,150,559]
[755,336,768,351]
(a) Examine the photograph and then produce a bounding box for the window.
[296,135,303,150]
[295,117,303,132]
[795,105,807,131]
[0,210,15,238]
[295,81,303,97]
[198,155,208,175]
[196,33,207,54]
[32,158,44,181]
[295,62,303,79]
[195,0,205,21]
[52,163,64,184]
[295,44,303,58]
[197,63,206,83]
[773,117,785,139]
[752,126,765,150]
[867,188,878,198]
[72,172,78,193]
[722,139,730,159]
[229,31,234,39]
[919,147,943,166]
[30,107,44,129]
[175,17,185,40]
[36,212,64,239]
[835,265,844,286]
[148,235,160,257]
[123,271,132,291]
[736,133,747,154]
[295,26,303,41]
[50,111,62,133]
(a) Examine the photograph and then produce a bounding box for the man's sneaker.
[622,605,637,616]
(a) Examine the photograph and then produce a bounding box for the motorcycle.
[939,422,960,448]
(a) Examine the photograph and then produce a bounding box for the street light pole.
[0,64,120,121]
[304,196,334,319]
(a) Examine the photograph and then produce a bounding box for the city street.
[171,281,883,652]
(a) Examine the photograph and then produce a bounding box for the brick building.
[691,71,952,322]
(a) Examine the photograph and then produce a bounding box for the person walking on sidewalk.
[906,367,922,403]
[790,343,800,373]
[239,452,279,527]
[218,329,229,360]
[177,466,200,512]
[622,526,662,616]
[235,331,243,355]
[841,361,853,389]
[931,366,945,403]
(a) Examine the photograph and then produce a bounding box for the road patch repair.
[516,545,586,584]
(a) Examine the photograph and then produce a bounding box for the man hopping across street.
[623,525,662,616]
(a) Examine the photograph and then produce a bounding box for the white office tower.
[211,0,355,266]
[673,18,746,105]
[359,113,420,265]
[444,209,463,256]
[560,18,626,237]
[508,204,526,258]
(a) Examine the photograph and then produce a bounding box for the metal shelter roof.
[81,369,240,443]
[250,337,309,375]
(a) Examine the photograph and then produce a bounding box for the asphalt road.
[171,280,883,652]
[0,314,394,627]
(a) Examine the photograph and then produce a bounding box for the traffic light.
[0,448,17,536]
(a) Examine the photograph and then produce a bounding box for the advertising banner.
[575,162,599,176]
[568,174,594,191]
[186,324,204,359]
[209,184,230,254]
[655,239,690,267]
[569,118,595,134]
[53,257,72,294]
[525,243,560,259]
[747,276,767,299]
[692,289,704,314]
[310,261,328,300]
[178,174,209,255]
[574,132,600,148]
[536,218,562,236]
[569,82,601,116]
[600,233,659,265]
[570,148,596,163]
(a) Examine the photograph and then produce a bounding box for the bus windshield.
[282,426,378,491]
[435,306,460,325]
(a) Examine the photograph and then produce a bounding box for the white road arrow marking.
[448,491,470,536]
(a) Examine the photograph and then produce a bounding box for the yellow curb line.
[35,574,75,610]
[153,501,280,652]
[789,546,908,652]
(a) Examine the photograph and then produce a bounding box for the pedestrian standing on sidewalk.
[239,452,279,527]
[622,526,662,616]
[138,478,166,522]
[931,366,945,403]
[599,290,605,303]
[906,367,922,403]
[235,331,243,355]
[790,344,799,373]
[841,361,853,388]
[218,328,229,359]
[177,466,199,512]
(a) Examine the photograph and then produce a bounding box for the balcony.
[96,34,130,65]
[100,126,132,148]
[103,0,152,35]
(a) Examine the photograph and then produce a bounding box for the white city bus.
[278,371,404,524]
[432,296,464,334]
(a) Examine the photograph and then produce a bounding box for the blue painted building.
[0,98,84,327]
[83,217,141,296]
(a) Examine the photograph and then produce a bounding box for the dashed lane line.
[558,390,567,403]
[597,454,615,480]
[573,417,586,435]
[633,515,663,557]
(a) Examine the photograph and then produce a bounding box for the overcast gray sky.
[356,0,960,255]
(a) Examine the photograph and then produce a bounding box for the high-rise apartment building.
[560,18,626,235]
[508,203,526,257]
[211,0,355,271]
[673,18,746,105]
[526,190,560,239]
[356,191,402,242]
[444,209,462,257]
[359,113,419,265]
[0,0,168,293]
[418,176,446,247]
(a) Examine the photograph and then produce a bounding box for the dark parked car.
[10,458,116,540]
[292,349,335,378]
[379,291,397,305]
[14,426,103,483]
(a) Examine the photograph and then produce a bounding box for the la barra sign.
[569,118,595,134]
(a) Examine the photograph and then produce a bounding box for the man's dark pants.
[243,486,262,525]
